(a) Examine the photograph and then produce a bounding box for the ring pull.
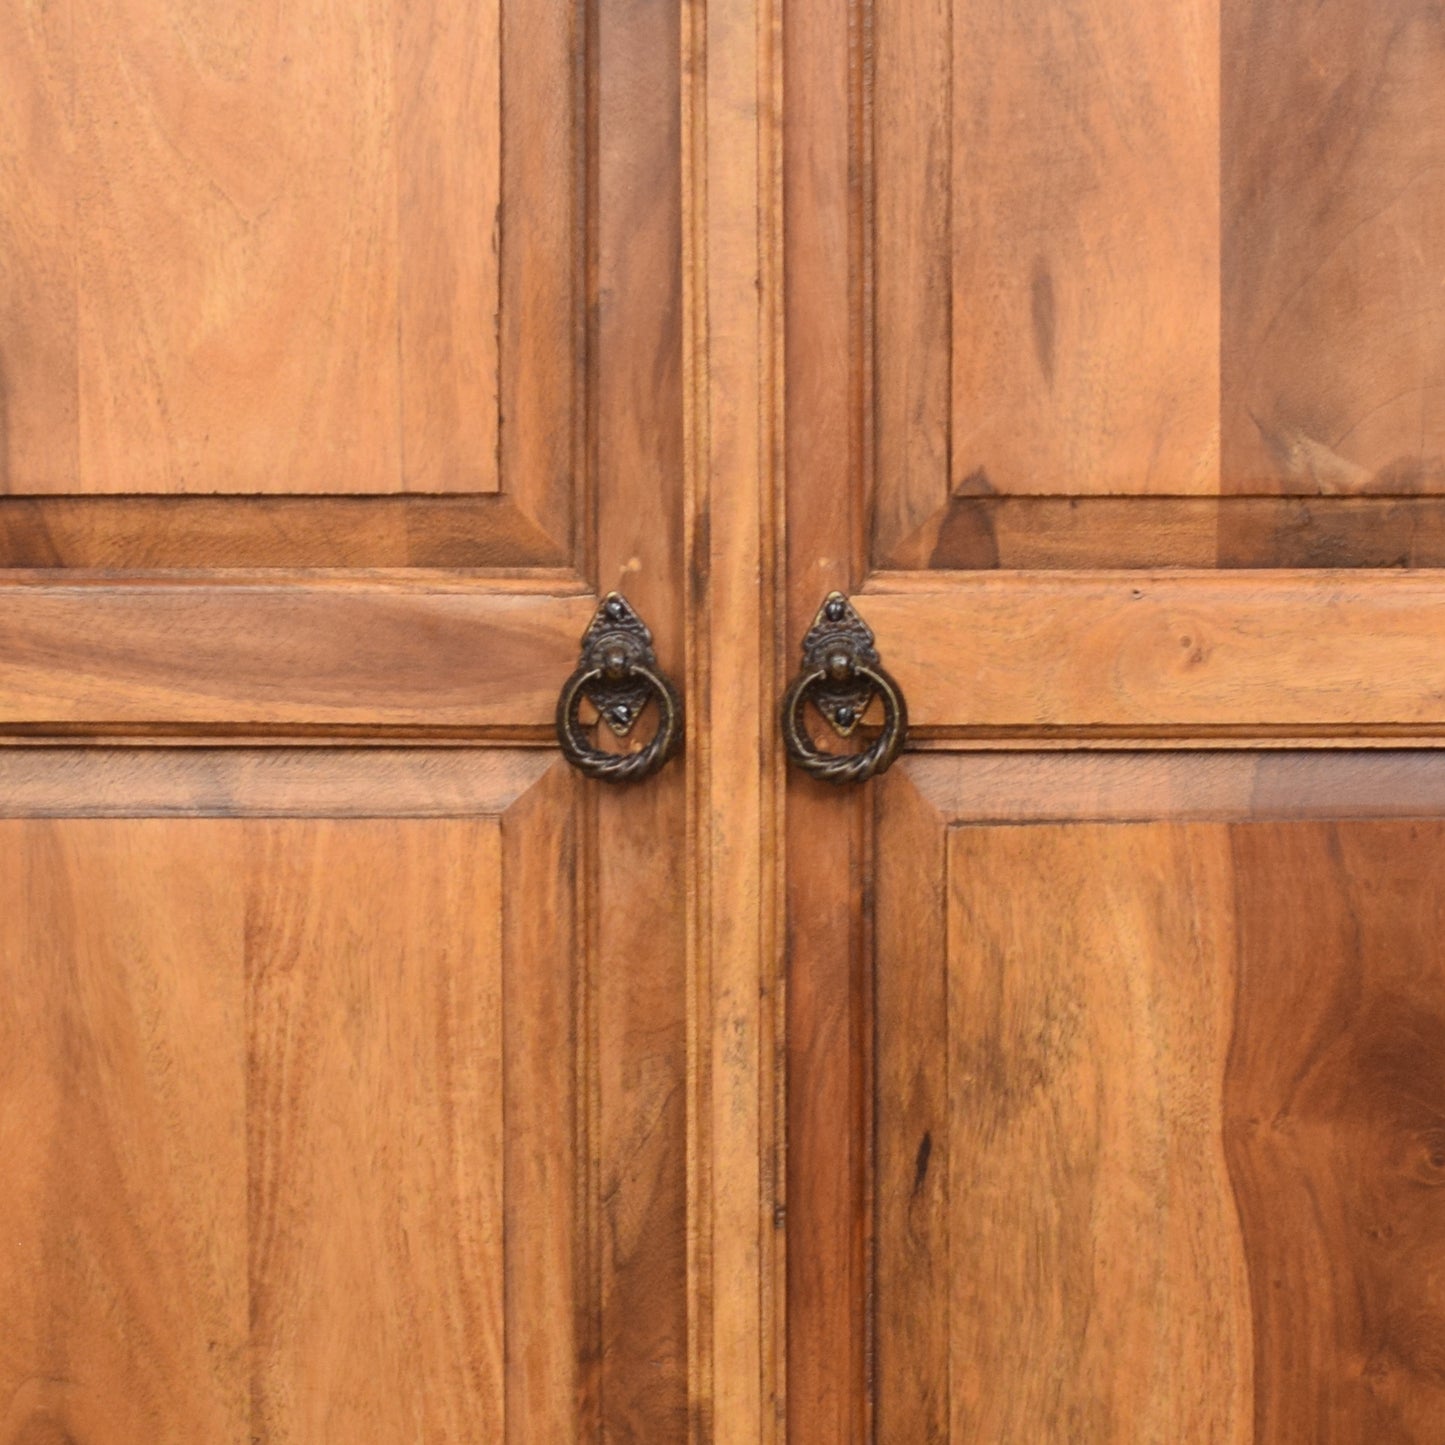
[555,593,683,783]
[781,592,908,785]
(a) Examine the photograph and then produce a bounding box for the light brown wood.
[783,2,1445,1438]
[687,0,783,1435]
[589,0,690,1436]
[0,580,591,731]
[872,0,952,558]
[1223,0,1445,495]
[871,757,1445,1443]
[0,820,250,1444]
[17,0,1445,1437]
[945,821,1252,1442]
[0,497,573,569]
[0,0,581,498]
[0,755,589,1443]
[0,746,553,816]
[248,818,508,1440]
[873,770,949,1440]
[1226,821,1445,1440]
[889,496,1445,572]
[781,0,874,1434]
[949,0,1220,499]
[0,0,696,1436]
[862,573,1445,733]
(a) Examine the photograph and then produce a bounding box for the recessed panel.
[876,755,1445,1441]
[0,754,582,1443]
[0,0,576,501]
[859,0,1445,566]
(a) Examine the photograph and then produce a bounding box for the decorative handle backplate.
[556,593,683,783]
[781,592,907,784]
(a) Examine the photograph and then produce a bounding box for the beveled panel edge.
[882,495,1445,572]
[0,746,558,817]
[900,749,1445,825]
[0,496,575,571]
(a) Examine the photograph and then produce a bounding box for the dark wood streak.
[1226,820,1445,1442]
[1223,0,1445,496]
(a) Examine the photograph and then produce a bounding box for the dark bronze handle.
[556,593,682,783]
[781,592,907,784]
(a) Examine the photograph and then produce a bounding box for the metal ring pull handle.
[781,592,908,785]
[556,593,683,783]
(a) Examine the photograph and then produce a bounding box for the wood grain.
[0,497,572,570]
[783,0,872,1433]
[689,0,783,1433]
[1223,0,1445,496]
[0,760,585,1443]
[948,0,1219,497]
[0,820,250,1444]
[247,819,506,1442]
[945,822,1252,1442]
[874,769,950,1442]
[397,0,500,494]
[499,761,582,1441]
[1227,821,1445,1441]
[903,750,1445,825]
[889,496,1445,572]
[0,746,553,816]
[0,0,578,497]
[873,0,952,559]
[591,0,690,1435]
[873,759,1445,1442]
[0,581,593,730]
[862,573,1445,733]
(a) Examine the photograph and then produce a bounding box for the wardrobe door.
[0,2,691,1439]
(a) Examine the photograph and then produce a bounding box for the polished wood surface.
[945,0,1220,500]
[1224,0,1445,495]
[796,0,1445,576]
[0,0,696,1436]
[0,579,592,732]
[0,0,577,498]
[783,1,1445,1440]
[873,756,1445,1443]
[893,496,1445,572]
[861,572,1445,735]
[943,821,1249,1442]
[0,754,577,1442]
[7,0,1445,1437]
[686,0,784,1435]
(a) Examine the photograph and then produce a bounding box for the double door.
[3,1,1445,1441]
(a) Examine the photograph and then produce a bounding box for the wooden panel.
[0,497,571,569]
[862,573,1445,733]
[875,757,1445,1441]
[904,750,1445,825]
[874,769,950,1440]
[1227,821,1445,1440]
[0,747,553,816]
[873,0,952,557]
[248,818,507,1440]
[947,0,1219,498]
[692,0,782,1433]
[0,754,585,1443]
[783,0,871,1433]
[0,581,592,730]
[590,0,690,1436]
[1223,1,1445,496]
[0,820,250,1443]
[944,822,1252,1441]
[0,0,576,499]
[891,496,1445,571]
